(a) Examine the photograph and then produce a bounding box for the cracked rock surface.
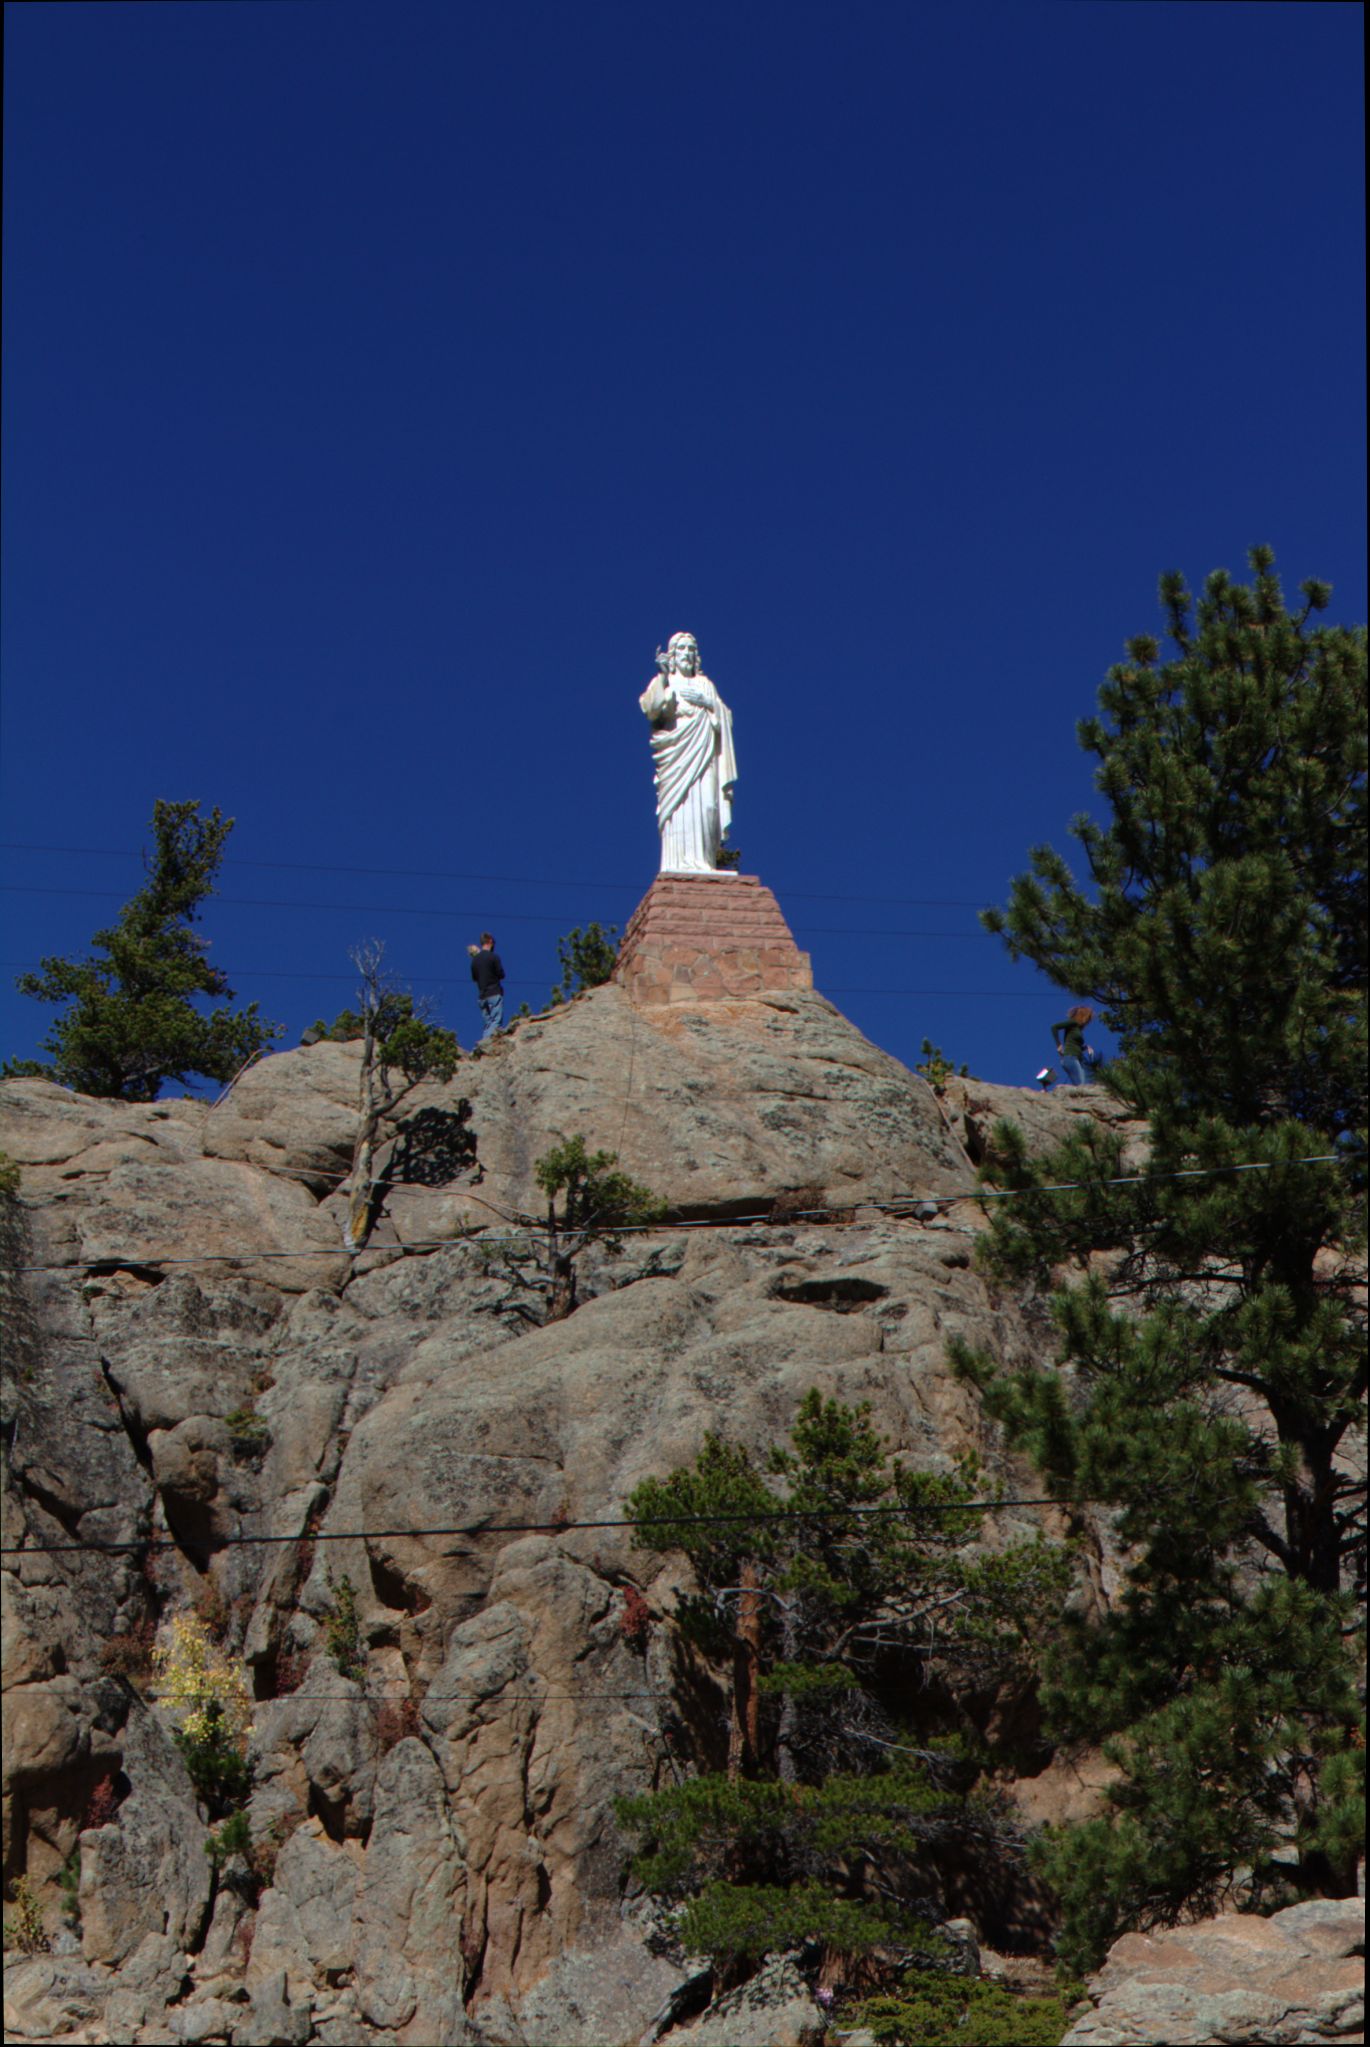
[2,986,1141,2046]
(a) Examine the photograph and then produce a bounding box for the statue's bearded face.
[672,636,700,676]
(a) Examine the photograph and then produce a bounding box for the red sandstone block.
[705,910,775,931]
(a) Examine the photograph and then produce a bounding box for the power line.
[0,960,1069,998]
[0,841,991,911]
[18,1686,674,1704]
[0,1492,1109,1560]
[0,883,985,943]
[10,1153,1351,1276]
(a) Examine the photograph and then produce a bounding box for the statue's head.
[668,632,700,676]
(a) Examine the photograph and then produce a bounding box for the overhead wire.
[0,841,991,910]
[10,1152,1352,1275]
[0,1491,1122,1560]
[0,961,1074,998]
[0,883,992,944]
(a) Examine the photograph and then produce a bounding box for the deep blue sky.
[2,0,1364,1091]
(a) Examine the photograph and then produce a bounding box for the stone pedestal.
[613,873,813,1006]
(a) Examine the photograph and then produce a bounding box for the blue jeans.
[478,991,504,1040]
[1059,1055,1085,1086]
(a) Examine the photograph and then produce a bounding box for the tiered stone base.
[613,873,813,1006]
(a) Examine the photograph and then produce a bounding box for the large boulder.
[1061,1896,1365,2046]
[352,1738,465,2042]
[323,984,978,1248]
[77,1713,211,1966]
[203,1042,361,1193]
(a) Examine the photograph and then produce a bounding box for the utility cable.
[0,883,988,943]
[12,1685,679,1704]
[0,1492,1115,1559]
[1,961,1075,999]
[10,1153,1352,1276]
[0,841,990,911]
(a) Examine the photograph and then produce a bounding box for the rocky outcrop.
[939,1073,1148,1176]
[1,985,1139,2045]
[1061,1896,1365,2046]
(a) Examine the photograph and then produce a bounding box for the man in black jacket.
[468,933,506,1042]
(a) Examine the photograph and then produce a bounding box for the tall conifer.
[954,549,1366,1964]
[10,800,279,1100]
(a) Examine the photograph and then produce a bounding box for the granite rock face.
[2,985,1141,2046]
[1061,1896,1365,2046]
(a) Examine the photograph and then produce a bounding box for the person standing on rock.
[639,630,738,874]
[468,932,505,1042]
[1052,1004,1094,1086]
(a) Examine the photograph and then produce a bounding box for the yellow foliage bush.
[153,1613,252,1745]
[152,1614,253,1810]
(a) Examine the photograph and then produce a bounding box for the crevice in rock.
[9,1464,87,1543]
[640,1962,715,2044]
[368,1551,432,1615]
[307,1780,349,1844]
[770,1276,890,1311]
[85,1259,169,1287]
[460,1906,488,2001]
[99,1357,155,1475]
[160,1494,216,1574]
[666,1195,782,1225]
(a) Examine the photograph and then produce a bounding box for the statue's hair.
[667,631,699,669]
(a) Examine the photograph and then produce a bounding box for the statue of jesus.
[638,631,738,874]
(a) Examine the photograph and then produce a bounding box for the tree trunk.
[545,1207,577,1323]
[775,1597,799,1784]
[727,1561,763,1781]
[1275,1403,1346,1595]
[347,1014,380,1250]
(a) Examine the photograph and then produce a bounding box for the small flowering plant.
[152,1614,253,1813]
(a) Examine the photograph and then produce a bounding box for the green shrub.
[3,1875,49,1955]
[858,1978,1072,2046]
[915,1039,968,1092]
[549,923,619,1005]
[58,1849,81,1933]
[325,1575,363,1680]
[206,1808,253,1872]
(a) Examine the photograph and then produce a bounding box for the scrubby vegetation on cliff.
[619,1392,1071,1977]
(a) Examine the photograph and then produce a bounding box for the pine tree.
[549,922,619,1005]
[618,1393,1070,1976]
[953,549,1366,1966]
[8,800,279,1101]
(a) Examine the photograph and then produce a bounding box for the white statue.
[639,631,738,874]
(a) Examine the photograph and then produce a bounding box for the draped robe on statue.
[639,671,738,874]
